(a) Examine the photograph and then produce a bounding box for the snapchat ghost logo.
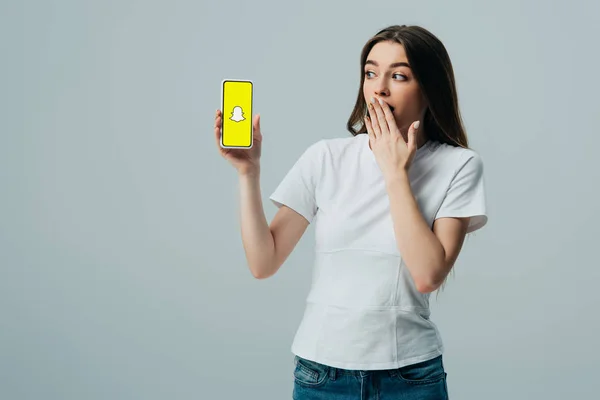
[229,106,246,122]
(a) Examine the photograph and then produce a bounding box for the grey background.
[1,0,599,399]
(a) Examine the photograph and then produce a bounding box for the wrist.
[384,168,409,186]
[239,165,260,178]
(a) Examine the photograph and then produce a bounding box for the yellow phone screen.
[221,80,253,148]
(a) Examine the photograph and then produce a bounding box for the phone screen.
[221,80,253,148]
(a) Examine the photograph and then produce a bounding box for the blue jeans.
[292,354,449,399]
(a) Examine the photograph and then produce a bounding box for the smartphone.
[220,79,253,149]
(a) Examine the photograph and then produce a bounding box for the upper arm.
[265,205,310,278]
[432,216,470,283]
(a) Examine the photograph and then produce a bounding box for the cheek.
[395,90,422,112]
[363,79,376,94]
[362,91,371,109]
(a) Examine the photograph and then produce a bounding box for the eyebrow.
[365,60,411,69]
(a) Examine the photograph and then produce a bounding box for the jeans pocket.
[391,355,446,385]
[293,356,330,388]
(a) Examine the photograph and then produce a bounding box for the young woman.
[214,24,487,400]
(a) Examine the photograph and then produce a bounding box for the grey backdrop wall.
[2,0,599,399]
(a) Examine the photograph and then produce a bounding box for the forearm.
[385,172,446,292]
[238,168,276,278]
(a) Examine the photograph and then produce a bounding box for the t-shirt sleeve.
[435,150,488,233]
[269,140,324,223]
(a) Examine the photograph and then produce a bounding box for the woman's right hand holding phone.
[214,109,263,176]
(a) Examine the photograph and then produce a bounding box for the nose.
[374,83,389,97]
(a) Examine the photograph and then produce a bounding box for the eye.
[364,71,406,80]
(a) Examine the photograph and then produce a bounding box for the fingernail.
[378,98,384,106]
[414,121,420,129]
[371,97,376,104]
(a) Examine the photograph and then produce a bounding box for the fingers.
[407,120,420,151]
[214,109,222,148]
[371,97,395,135]
[252,114,262,139]
[376,97,396,132]
[367,100,381,137]
[364,113,374,141]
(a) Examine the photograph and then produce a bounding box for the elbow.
[415,280,437,294]
[251,271,264,280]
[415,254,449,293]
[251,268,268,280]
[250,262,276,280]
[414,270,445,294]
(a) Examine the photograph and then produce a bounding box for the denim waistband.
[295,354,444,381]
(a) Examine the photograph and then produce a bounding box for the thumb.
[408,120,419,149]
[253,113,261,130]
[253,114,262,139]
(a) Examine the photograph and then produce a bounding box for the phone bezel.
[220,79,254,149]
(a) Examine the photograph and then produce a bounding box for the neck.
[399,129,428,148]
[417,130,428,148]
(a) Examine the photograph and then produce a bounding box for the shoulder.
[295,138,327,160]
[302,135,361,159]
[428,142,484,173]
[456,147,484,176]
[323,135,366,160]
[321,135,360,151]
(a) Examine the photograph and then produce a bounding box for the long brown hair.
[347,25,469,149]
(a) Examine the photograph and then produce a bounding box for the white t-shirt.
[269,133,488,370]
